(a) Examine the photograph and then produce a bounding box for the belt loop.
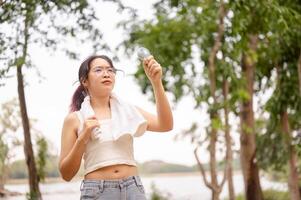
[80,180,84,191]
[99,180,104,192]
[133,176,142,186]
[119,179,124,189]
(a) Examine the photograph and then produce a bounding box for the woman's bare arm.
[59,113,98,181]
[137,56,173,132]
[59,113,85,181]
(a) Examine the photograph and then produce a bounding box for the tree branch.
[218,152,228,193]
[208,0,226,101]
[194,147,214,190]
[204,0,227,195]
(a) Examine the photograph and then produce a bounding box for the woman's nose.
[102,72,110,78]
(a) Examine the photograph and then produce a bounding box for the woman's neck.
[90,95,110,109]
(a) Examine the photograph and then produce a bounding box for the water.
[3,174,287,200]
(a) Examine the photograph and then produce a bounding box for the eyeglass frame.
[90,66,120,76]
[72,66,125,87]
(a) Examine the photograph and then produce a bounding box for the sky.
[0,0,233,166]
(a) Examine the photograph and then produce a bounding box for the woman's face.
[84,58,116,97]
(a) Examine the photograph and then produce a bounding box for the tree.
[0,0,109,198]
[0,98,22,195]
[193,1,232,199]
[220,1,300,199]
[249,1,301,199]
[257,30,301,200]
[35,135,48,183]
[120,0,236,199]
[120,0,301,199]
[222,71,235,200]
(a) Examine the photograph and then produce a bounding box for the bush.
[149,183,171,200]
[224,189,290,200]
[263,189,290,200]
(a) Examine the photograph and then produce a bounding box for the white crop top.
[76,94,147,175]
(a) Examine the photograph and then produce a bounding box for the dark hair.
[69,55,115,112]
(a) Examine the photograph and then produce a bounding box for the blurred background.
[0,0,300,200]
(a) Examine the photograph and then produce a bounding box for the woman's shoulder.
[63,111,80,128]
[61,112,80,139]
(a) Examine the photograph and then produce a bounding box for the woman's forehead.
[90,58,111,68]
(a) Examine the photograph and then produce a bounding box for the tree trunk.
[239,35,263,200]
[207,1,226,199]
[15,3,42,199]
[298,52,301,94]
[17,65,42,199]
[212,190,219,200]
[280,111,300,200]
[222,79,235,200]
[209,123,219,200]
[0,160,6,191]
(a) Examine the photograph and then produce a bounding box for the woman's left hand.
[143,56,163,84]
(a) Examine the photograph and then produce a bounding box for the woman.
[59,54,173,200]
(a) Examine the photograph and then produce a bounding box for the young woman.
[59,54,173,200]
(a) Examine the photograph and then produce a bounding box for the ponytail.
[69,84,86,112]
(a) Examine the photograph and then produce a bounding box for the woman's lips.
[101,80,112,84]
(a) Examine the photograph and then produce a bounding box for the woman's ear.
[81,78,88,88]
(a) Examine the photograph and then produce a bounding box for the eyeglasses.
[91,66,117,76]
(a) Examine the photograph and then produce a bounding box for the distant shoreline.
[6,171,242,185]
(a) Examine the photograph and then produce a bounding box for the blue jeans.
[80,176,147,200]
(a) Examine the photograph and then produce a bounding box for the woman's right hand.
[77,116,99,144]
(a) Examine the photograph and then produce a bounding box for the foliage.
[9,160,28,179]
[26,191,39,200]
[9,155,60,179]
[149,183,171,200]
[0,98,22,186]
[263,190,290,200]
[0,0,118,197]
[0,133,9,185]
[225,189,290,200]
[138,160,197,174]
[8,158,199,179]
[120,0,301,176]
[35,136,48,182]
[0,0,110,86]
[255,0,301,172]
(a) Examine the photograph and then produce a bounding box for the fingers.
[78,117,100,143]
[84,116,100,131]
[87,116,97,120]
[143,56,156,69]
[143,55,154,66]
[143,55,162,81]
[144,56,160,71]
[150,66,161,77]
[148,63,159,76]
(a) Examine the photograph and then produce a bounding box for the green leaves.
[120,0,301,176]
[123,13,195,101]
[36,136,48,182]
[0,0,109,77]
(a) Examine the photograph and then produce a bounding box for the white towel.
[79,93,147,140]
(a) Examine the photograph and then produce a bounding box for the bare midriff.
[84,164,138,180]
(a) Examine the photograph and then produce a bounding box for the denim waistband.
[80,176,143,191]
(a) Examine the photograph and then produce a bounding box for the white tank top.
[75,94,147,175]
